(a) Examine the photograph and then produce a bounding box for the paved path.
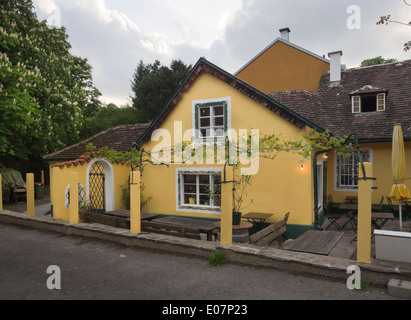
[0,223,400,301]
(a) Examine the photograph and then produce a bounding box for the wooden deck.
[282,230,344,255]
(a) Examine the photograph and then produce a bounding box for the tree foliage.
[130,59,191,122]
[79,103,142,140]
[0,0,101,159]
[360,56,397,67]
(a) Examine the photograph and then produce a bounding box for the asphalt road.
[0,223,399,302]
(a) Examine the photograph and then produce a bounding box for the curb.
[1,210,411,289]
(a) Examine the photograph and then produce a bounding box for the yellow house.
[135,58,328,236]
[270,55,411,223]
[234,27,330,93]
[43,124,149,220]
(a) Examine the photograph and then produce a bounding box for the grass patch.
[360,280,374,291]
[209,250,228,267]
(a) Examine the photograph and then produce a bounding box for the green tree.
[130,59,191,122]
[0,0,101,159]
[79,103,142,140]
[360,56,397,67]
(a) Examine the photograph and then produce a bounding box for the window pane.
[200,117,210,127]
[184,184,196,194]
[184,194,197,205]
[200,107,210,117]
[214,128,225,137]
[200,129,208,137]
[377,94,385,111]
[199,184,209,194]
[183,174,196,184]
[214,106,224,116]
[214,116,224,126]
[199,174,210,184]
[199,195,210,205]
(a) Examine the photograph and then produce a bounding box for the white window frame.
[192,97,231,143]
[176,168,221,214]
[351,93,385,113]
[334,149,373,191]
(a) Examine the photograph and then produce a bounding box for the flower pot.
[233,212,242,225]
[188,197,196,205]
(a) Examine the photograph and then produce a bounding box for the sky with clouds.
[32,0,411,106]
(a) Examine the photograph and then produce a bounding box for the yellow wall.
[49,160,130,221]
[141,72,315,226]
[326,142,411,205]
[236,41,330,93]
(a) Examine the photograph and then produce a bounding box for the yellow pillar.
[69,172,79,224]
[52,167,63,220]
[41,170,45,184]
[130,170,141,234]
[220,166,233,246]
[357,162,372,264]
[26,173,35,218]
[0,174,3,212]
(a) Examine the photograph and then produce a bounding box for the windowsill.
[335,187,358,192]
[353,111,385,115]
[177,205,221,214]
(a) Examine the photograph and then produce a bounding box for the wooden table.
[154,216,218,241]
[242,212,273,230]
[282,230,343,255]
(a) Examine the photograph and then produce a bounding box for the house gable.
[136,57,325,148]
[234,38,330,93]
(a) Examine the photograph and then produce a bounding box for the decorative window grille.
[65,183,86,209]
[337,150,370,188]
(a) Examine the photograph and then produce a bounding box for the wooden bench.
[141,220,201,240]
[249,212,289,247]
[12,187,26,203]
[79,211,130,229]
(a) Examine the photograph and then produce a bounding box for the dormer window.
[350,86,387,113]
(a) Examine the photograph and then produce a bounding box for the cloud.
[32,0,411,105]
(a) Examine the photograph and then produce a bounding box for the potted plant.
[208,172,253,225]
[232,174,253,225]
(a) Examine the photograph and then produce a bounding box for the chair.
[325,195,342,231]
[387,196,399,218]
[372,196,384,212]
[400,200,411,220]
[11,186,26,203]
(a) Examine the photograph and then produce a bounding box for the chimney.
[279,27,291,42]
[328,50,343,83]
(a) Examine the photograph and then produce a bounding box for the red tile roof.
[268,60,411,141]
[44,123,150,161]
